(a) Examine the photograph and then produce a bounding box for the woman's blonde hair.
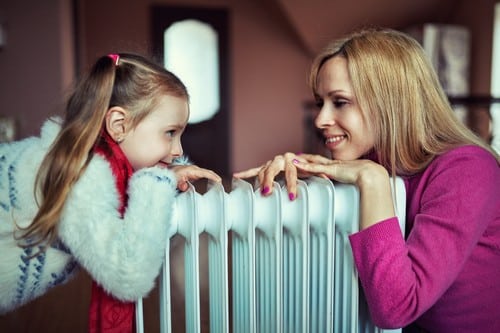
[309,28,498,176]
[20,53,188,248]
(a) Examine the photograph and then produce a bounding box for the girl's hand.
[170,165,222,192]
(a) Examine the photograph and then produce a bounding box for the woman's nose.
[314,106,335,129]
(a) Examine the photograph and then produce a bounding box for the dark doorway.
[151,6,230,177]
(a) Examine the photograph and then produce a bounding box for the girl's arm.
[58,156,177,301]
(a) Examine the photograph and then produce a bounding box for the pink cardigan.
[349,145,500,332]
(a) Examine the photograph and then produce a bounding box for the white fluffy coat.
[0,118,177,313]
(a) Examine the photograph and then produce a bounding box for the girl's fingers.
[173,165,222,184]
[197,169,222,182]
[177,180,190,192]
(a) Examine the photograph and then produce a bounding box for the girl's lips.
[157,161,170,168]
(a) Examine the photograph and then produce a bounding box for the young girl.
[235,28,500,332]
[0,53,221,332]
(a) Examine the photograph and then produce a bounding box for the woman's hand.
[234,152,382,197]
[293,154,396,229]
[234,153,395,229]
[292,153,383,185]
[170,165,222,192]
[233,152,323,199]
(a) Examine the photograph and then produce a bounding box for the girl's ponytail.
[19,55,118,248]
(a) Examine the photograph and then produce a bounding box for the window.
[164,19,220,124]
[152,6,230,176]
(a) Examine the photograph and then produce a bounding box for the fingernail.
[261,186,270,194]
[289,192,295,201]
[292,159,299,164]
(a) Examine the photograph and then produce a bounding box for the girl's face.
[120,95,189,170]
[314,56,375,160]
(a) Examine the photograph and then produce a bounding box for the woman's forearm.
[357,165,396,230]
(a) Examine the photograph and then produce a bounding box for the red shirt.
[89,131,135,333]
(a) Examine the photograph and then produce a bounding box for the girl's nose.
[171,139,183,158]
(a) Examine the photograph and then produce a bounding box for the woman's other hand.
[294,154,395,229]
[233,152,321,200]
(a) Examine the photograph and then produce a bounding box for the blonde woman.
[235,28,499,332]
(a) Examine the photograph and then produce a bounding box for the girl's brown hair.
[19,53,188,248]
[309,28,498,176]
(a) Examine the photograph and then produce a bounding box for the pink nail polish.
[261,186,270,194]
[289,192,295,200]
[293,159,299,164]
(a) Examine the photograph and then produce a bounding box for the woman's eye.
[333,99,348,108]
[166,130,176,137]
[315,100,324,109]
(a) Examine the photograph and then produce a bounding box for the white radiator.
[135,176,406,333]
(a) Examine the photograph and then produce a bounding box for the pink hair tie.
[108,53,120,66]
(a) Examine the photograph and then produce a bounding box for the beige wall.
[0,0,496,172]
[77,0,496,170]
[0,0,74,139]
[77,0,312,173]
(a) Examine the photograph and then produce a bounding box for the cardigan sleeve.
[58,156,178,301]
[349,147,499,328]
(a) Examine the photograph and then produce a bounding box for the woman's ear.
[105,106,127,143]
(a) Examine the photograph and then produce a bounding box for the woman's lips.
[325,135,347,148]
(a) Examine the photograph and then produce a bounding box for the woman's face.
[119,95,189,170]
[314,56,375,160]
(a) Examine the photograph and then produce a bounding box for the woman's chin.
[329,151,363,161]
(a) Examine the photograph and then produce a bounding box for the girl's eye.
[166,130,176,137]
